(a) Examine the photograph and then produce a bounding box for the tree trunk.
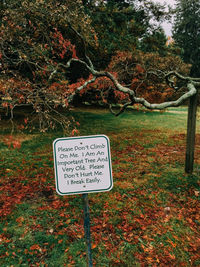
[185,93,198,173]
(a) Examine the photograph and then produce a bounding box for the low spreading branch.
[64,58,198,112]
[134,83,197,109]
[1,17,199,133]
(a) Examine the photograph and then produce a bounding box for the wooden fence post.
[185,93,198,173]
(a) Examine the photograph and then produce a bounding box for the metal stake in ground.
[83,193,93,267]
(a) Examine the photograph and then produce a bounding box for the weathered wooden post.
[185,93,198,173]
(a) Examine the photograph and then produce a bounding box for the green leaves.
[173,0,200,77]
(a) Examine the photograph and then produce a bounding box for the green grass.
[0,106,200,266]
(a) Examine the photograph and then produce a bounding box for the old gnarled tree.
[0,0,199,173]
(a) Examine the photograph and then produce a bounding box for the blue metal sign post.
[83,193,93,267]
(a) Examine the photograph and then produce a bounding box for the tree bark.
[185,93,198,173]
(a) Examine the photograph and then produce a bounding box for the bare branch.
[48,61,72,81]
[68,76,97,103]
[109,100,134,117]
[67,22,94,69]
[134,82,197,109]
[166,71,200,85]
[65,58,136,97]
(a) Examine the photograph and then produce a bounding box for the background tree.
[172,0,200,77]
[82,0,168,66]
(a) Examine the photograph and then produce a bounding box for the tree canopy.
[173,0,200,77]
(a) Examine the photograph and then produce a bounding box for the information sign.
[53,135,113,195]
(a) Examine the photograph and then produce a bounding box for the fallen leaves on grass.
[0,130,200,266]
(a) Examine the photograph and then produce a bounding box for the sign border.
[53,135,113,195]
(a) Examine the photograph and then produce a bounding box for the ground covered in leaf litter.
[0,107,200,266]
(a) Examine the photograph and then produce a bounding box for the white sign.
[53,135,113,195]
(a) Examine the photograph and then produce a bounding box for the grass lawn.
[0,106,200,266]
